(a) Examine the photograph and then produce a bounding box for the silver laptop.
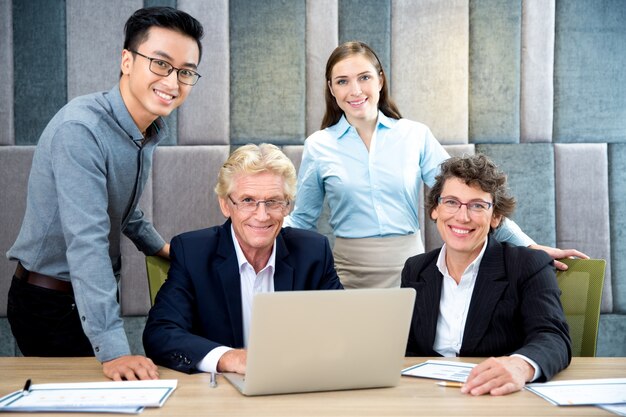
[223,287,416,396]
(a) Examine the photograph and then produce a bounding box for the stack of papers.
[526,378,626,416]
[0,379,178,414]
[401,360,475,382]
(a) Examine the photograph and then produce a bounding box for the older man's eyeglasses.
[228,195,290,213]
[129,50,201,86]
[437,197,493,214]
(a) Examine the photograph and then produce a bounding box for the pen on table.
[210,372,217,388]
[436,381,464,388]
[22,379,32,396]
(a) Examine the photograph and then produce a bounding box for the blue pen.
[22,379,32,396]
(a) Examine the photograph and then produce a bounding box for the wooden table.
[1,357,624,416]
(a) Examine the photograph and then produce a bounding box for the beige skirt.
[333,234,424,289]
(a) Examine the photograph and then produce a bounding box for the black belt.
[14,262,73,293]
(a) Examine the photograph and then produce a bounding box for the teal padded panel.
[338,0,391,73]
[0,0,13,145]
[597,314,626,357]
[554,144,612,313]
[120,173,154,316]
[13,0,66,145]
[0,147,35,317]
[476,144,556,247]
[469,0,521,144]
[609,144,626,313]
[144,0,176,7]
[229,0,306,145]
[423,145,475,252]
[520,0,554,143]
[553,1,626,143]
[178,0,229,145]
[66,0,141,100]
[305,0,338,136]
[123,317,148,356]
[392,0,469,144]
[0,319,18,356]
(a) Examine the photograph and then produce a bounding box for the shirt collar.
[436,238,489,279]
[107,84,165,145]
[230,224,277,274]
[329,111,394,140]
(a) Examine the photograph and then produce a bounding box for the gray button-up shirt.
[8,85,166,362]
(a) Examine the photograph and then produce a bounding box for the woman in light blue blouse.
[284,41,586,289]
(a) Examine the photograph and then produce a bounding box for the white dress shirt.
[196,226,276,373]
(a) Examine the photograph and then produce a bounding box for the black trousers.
[7,276,94,357]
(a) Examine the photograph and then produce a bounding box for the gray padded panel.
[66,0,141,100]
[123,316,148,356]
[597,314,626,357]
[0,0,14,145]
[553,1,626,143]
[392,0,469,144]
[338,0,391,76]
[229,0,306,145]
[609,144,626,313]
[0,147,35,317]
[469,0,521,143]
[120,174,154,316]
[152,146,230,242]
[476,144,556,247]
[13,0,66,145]
[423,145,475,252]
[144,0,177,7]
[0,319,17,356]
[555,144,612,312]
[305,0,338,137]
[177,0,230,145]
[520,0,554,143]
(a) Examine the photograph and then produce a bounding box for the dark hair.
[426,154,516,229]
[321,41,401,129]
[123,6,204,62]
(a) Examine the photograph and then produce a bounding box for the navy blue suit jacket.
[143,220,343,373]
[401,236,571,381]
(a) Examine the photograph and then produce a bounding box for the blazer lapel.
[273,232,295,291]
[461,236,508,353]
[215,220,245,347]
[412,258,443,354]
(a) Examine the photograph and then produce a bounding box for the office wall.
[1,0,625,356]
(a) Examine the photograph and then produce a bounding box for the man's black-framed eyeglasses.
[228,195,290,213]
[129,50,201,86]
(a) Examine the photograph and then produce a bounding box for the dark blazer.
[401,236,571,381]
[143,219,343,373]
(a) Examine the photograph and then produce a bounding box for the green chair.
[145,255,170,306]
[556,258,606,357]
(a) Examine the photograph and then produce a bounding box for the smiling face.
[219,172,287,265]
[431,177,502,262]
[119,26,199,132]
[328,54,383,126]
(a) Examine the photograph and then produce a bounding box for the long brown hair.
[321,41,402,129]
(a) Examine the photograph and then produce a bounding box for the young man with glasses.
[7,7,203,381]
[143,144,343,375]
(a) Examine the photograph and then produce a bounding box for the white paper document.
[525,378,626,406]
[401,360,475,382]
[0,379,178,414]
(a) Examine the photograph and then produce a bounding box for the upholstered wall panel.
[553,0,626,143]
[477,144,556,247]
[67,0,140,100]
[120,174,154,316]
[609,144,626,313]
[338,0,390,74]
[0,147,35,317]
[0,320,16,356]
[0,0,14,146]
[555,144,612,312]
[305,0,338,137]
[392,0,469,144]
[520,0,554,143]
[178,0,230,145]
[229,0,306,145]
[144,0,177,8]
[423,144,475,252]
[13,0,66,145]
[152,146,230,242]
[469,0,521,143]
